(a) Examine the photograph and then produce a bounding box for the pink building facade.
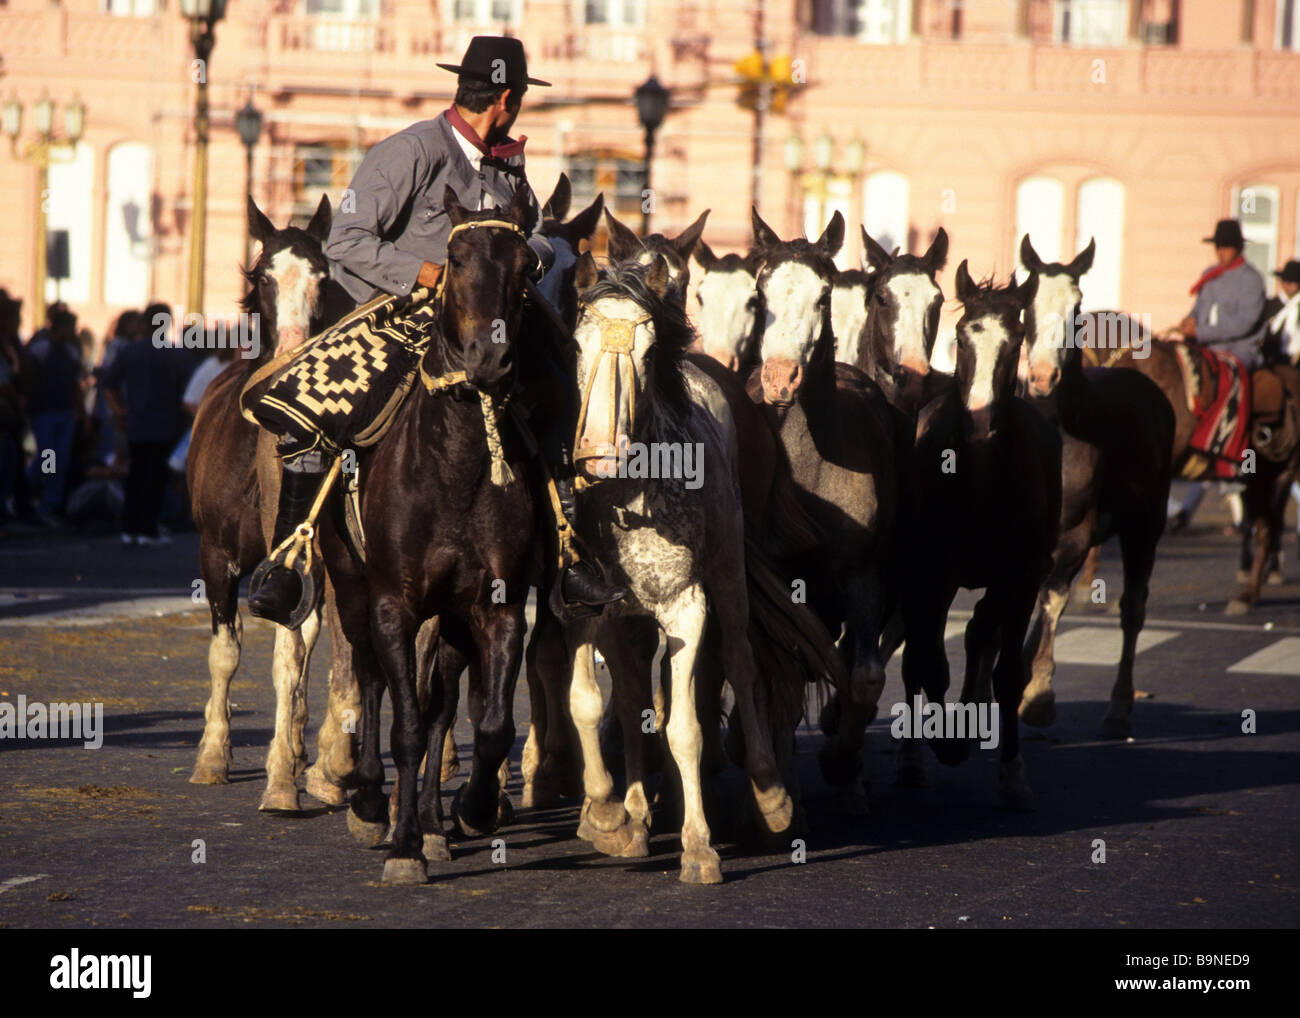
[3,0,1300,347]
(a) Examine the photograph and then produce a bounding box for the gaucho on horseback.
[240,35,627,627]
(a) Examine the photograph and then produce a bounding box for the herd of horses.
[185,175,1300,885]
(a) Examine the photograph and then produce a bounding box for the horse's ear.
[954,260,977,303]
[504,183,533,227]
[751,207,782,254]
[694,239,718,271]
[862,227,893,271]
[672,210,710,258]
[1067,237,1096,279]
[443,186,469,228]
[816,211,845,258]
[248,195,277,246]
[604,209,642,263]
[543,173,571,222]
[1019,234,1043,274]
[923,227,949,275]
[646,255,671,298]
[305,193,332,243]
[574,250,599,293]
[564,193,604,246]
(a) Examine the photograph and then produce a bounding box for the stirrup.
[249,523,322,631]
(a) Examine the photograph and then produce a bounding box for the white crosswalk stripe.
[1226,637,1300,676]
[1051,626,1180,665]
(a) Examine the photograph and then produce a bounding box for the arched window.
[1076,176,1125,310]
[1016,175,1065,277]
[863,170,909,257]
[104,142,154,308]
[1233,183,1280,294]
[45,141,95,306]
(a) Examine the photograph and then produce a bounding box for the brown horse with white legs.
[188,194,358,812]
[1018,236,1174,738]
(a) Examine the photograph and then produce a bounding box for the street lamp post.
[235,96,264,268]
[181,0,228,319]
[783,132,804,237]
[3,92,85,331]
[634,75,669,238]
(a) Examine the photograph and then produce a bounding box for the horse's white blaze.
[537,234,576,309]
[887,274,939,369]
[966,316,1010,412]
[269,248,322,350]
[831,283,869,365]
[697,269,757,365]
[760,261,826,365]
[1028,273,1078,374]
[573,296,652,456]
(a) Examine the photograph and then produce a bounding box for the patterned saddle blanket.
[1174,344,1250,480]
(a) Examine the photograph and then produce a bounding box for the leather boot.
[554,476,627,609]
[248,465,324,626]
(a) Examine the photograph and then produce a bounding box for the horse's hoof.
[346,809,389,847]
[1267,571,1284,587]
[578,798,630,837]
[622,823,651,858]
[753,785,794,834]
[1100,715,1131,740]
[830,779,870,816]
[452,786,497,839]
[258,787,301,813]
[1019,690,1056,728]
[1225,597,1251,616]
[997,758,1034,812]
[422,832,452,862]
[189,763,229,785]
[497,792,515,827]
[929,737,972,767]
[304,766,347,806]
[679,848,723,885]
[381,856,428,885]
[1236,569,1250,583]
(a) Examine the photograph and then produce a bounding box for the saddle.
[1172,343,1251,480]
[1250,366,1300,464]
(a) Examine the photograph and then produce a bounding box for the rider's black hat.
[1203,219,1246,249]
[1274,259,1300,285]
[437,36,551,89]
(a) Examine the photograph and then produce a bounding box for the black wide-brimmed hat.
[1274,259,1300,285]
[437,36,551,88]
[1203,219,1245,248]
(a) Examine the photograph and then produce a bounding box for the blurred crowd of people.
[0,290,236,543]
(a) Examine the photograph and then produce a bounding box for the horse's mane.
[581,260,696,433]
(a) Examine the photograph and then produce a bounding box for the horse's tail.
[743,536,844,741]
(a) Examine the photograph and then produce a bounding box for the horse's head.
[861,225,948,408]
[571,253,694,482]
[750,206,844,408]
[537,173,605,330]
[1020,234,1096,398]
[830,268,872,368]
[693,238,764,373]
[244,195,333,355]
[604,208,711,305]
[440,185,536,395]
[953,260,1034,442]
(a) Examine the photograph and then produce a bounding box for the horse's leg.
[523,593,577,808]
[570,619,635,856]
[259,613,316,813]
[659,585,721,884]
[1021,523,1091,728]
[344,634,390,848]
[367,592,428,884]
[291,607,320,780]
[1102,521,1159,739]
[1228,476,1275,614]
[192,554,240,785]
[993,582,1038,812]
[453,604,526,838]
[419,621,466,864]
[897,579,954,787]
[1072,545,1102,604]
[601,627,655,858]
[305,588,360,805]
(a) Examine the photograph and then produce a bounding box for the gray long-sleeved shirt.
[1188,258,1267,365]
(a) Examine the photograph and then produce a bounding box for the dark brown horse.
[1018,236,1175,737]
[746,207,899,811]
[604,207,710,303]
[319,186,541,884]
[898,263,1061,807]
[188,194,357,812]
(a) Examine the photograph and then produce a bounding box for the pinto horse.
[898,263,1061,807]
[692,238,765,374]
[603,206,711,302]
[188,194,358,812]
[747,207,899,810]
[1018,236,1174,737]
[318,186,541,884]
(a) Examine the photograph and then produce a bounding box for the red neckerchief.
[445,106,527,161]
[1190,254,1245,296]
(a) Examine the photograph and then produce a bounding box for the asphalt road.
[0,484,1297,930]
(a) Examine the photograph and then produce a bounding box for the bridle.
[419,217,528,487]
[572,300,653,485]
